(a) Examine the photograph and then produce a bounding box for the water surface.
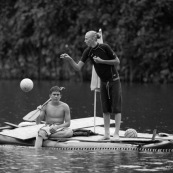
[0,146,173,173]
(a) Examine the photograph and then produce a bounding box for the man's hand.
[60,53,72,61]
[49,125,60,134]
[93,56,103,63]
[37,105,42,110]
[49,125,56,134]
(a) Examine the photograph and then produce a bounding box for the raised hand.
[60,53,72,61]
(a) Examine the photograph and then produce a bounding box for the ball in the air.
[20,78,33,92]
[124,128,138,138]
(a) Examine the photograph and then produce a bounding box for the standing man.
[60,30,122,141]
[35,86,73,148]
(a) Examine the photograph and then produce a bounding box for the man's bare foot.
[98,136,110,141]
[111,134,120,141]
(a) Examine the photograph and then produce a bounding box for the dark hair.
[96,32,101,39]
[49,86,65,94]
[93,31,101,39]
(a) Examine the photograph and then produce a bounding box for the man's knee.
[65,128,73,137]
[50,128,73,138]
[38,129,48,140]
[103,112,110,117]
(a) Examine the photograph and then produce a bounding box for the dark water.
[0,146,173,173]
[0,80,173,173]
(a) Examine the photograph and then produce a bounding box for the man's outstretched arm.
[60,53,84,71]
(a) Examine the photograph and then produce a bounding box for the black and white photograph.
[0,0,173,172]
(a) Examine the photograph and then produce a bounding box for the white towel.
[90,66,100,91]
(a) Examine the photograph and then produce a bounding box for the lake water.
[0,80,173,173]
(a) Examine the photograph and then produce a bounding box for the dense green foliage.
[0,0,173,83]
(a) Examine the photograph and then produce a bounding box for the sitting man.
[35,86,73,148]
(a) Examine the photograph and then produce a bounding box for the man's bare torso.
[45,101,66,124]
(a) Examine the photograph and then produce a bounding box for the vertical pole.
[94,90,97,132]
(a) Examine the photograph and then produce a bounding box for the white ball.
[124,128,138,138]
[20,78,34,92]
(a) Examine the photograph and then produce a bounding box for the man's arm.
[62,103,71,127]
[94,44,120,66]
[93,56,120,66]
[60,53,84,71]
[36,107,46,124]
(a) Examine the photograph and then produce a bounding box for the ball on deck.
[124,128,138,138]
[20,78,33,92]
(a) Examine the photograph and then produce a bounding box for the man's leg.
[112,113,121,140]
[50,128,73,138]
[35,134,43,148]
[99,112,110,140]
[35,129,48,148]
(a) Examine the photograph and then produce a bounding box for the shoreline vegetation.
[0,0,172,83]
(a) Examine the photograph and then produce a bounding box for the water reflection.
[0,146,173,173]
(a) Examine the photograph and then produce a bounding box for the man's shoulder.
[60,102,69,108]
[99,43,109,49]
[99,43,114,54]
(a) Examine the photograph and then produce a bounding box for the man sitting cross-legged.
[35,86,73,148]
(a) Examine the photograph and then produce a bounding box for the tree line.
[0,0,173,83]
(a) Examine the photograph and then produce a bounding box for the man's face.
[84,33,94,47]
[50,91,61,102]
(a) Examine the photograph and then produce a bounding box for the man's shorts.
[100,79,122,114]
[38,124,73,140]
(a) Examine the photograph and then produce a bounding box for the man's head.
[49,86,65,102]
[84,31,101,47]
